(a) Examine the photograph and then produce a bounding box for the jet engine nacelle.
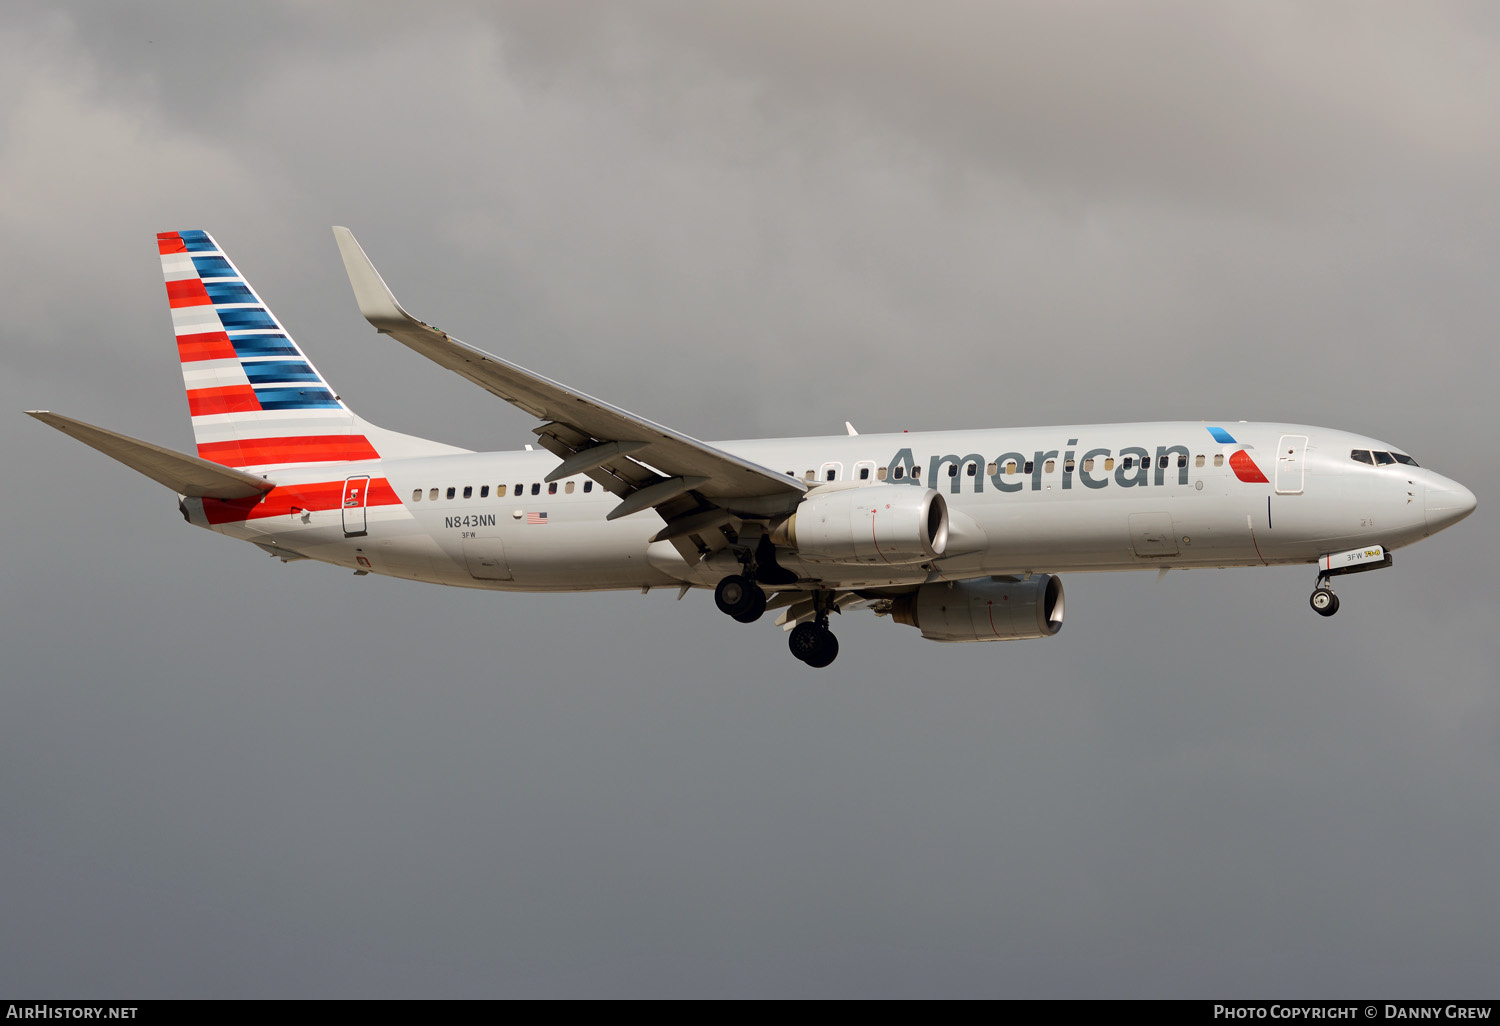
[771,485,949,565]
[889,576,1065,642]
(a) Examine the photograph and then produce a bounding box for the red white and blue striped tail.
[158,229,384,472]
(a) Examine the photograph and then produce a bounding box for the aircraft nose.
[1425,478,1478,533]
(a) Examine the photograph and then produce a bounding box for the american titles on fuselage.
[884,436,1255,493]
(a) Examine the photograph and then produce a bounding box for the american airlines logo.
[885,429,1268,494]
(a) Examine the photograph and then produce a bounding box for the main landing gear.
[712,573,840,667]
[788,620,839,668]
[787,591,839,668]
[714,573,767,623]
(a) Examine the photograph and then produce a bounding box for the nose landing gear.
[1309,579,1340,617]
[1307,547,1394,619]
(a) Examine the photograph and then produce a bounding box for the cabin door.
[1275,435,1308,495]
[342,475,370,537]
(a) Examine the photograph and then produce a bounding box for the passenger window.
[1024,461,1034,474]
[1044,460,1056,473]
[497,484,507,497]
[826,469,836,481]
[480,485,489,498]
[860,467,871,480]
[411,489,422,502]
[911,467,920,479]
[1064,459,1075,473]
[1104,458,1115,471]
[1158,455,1169,469]
[530,482,540,495]
[584,481,593,493]
[1178,455,1188,469]
[805,470,816,481]
[1374,451,1396,466]
[877,467,888,481]
[948,464,959,478]
[446,487,456,500]
[1122,457,1134,470]
[1195,454,1205,468]
[463,486,473,499]
[893,466,905,480]
[429,488,439,501]
[967,463,978,477]
[986,462,997,475]
[1213,455,1224,468]
[1083,458,1094,472]
[548,482,558,495]
[1351,450,1374,465]
[565,481,575,494]
[514,483,523,495]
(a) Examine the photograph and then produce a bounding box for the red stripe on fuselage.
[1229,450,1269,483]
[166,279,211,307]
[197,435,381,468]
[203,478,401,525]
[157,232,186,255]
[187,385,262,416]
[176,331,238,362]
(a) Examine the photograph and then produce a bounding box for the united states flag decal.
[526,511,549,525]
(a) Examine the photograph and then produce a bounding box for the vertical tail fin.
[158,229,381,471]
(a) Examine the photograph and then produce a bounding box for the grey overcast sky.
[3,1,1496,998]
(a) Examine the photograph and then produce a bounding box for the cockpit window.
[1350,450,1374,465]
[1393,453,1419,467]
[1373,451,1397,466]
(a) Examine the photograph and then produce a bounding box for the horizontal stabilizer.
[26,411,275,498]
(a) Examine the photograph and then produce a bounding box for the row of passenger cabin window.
[409,480,597,502]
[1350,449,1419,467]
[414,449,1248,501]
[793,453,1224,483]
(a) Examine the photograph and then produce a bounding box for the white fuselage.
[183,421,1465,593]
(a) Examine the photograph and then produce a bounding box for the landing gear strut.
[788,590,839,668]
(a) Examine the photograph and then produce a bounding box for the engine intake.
[771,485,948,565]
[889,576,1064,642]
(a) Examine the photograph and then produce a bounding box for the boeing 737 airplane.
[28,229,1477,667]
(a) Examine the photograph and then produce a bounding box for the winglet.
[332,226,427,336]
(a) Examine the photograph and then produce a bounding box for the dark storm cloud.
[2,1,1495,997]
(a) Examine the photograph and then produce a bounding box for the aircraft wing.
[333,227,807,525]
[26,411,274,499]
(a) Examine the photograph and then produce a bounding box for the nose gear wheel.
[1310,585,1339,617]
